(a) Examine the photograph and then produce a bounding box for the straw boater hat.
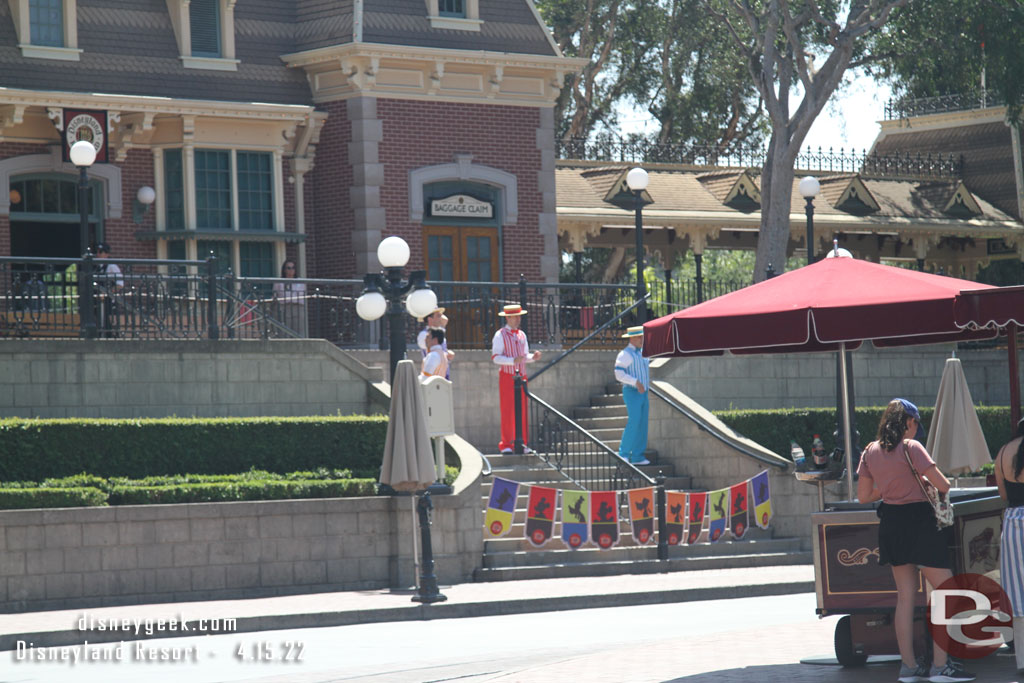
[621,325,644,338]
[498,304,527,317]
[417,306,445,322]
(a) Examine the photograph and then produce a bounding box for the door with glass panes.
[424,227,498,348]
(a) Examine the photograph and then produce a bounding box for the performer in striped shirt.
[491,304,541,454]
[614,326,650,465]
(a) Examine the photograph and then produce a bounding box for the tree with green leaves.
[711,0,911,281]
[868,0,1024,121]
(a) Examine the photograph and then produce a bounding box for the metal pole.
[77,166,96,339]
[411,491,447,604]
[386,267,405,383]
[513,372,525,454]
[804,197,815,265]
[694,252,704,304]
[634,190,646,323]
[78,166,90,257]
[206,255,219,340]
[840,343,854,501]
[656,472,668,561]
[1009,323,1021,429]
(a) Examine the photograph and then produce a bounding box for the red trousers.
[498,371,529,452]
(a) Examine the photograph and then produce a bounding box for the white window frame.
[7,0,82,60]
[165,0,240,71]
[424,0,482,31]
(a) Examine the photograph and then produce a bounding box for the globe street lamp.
[799,175,820,265]
[70,139,98,338]
[626,167,649,323]
[355,236,438,383]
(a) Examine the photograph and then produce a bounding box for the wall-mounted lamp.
[133,185,156,223]
[9,189,21,206]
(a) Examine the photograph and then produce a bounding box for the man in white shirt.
[491,304,541,454]
[420,328,449,380]
[614,326,650,465]
[417,307,453,379]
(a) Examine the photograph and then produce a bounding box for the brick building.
[0,1,582,283]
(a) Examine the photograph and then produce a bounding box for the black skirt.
[877,501,953,569]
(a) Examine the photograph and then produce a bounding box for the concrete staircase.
[474,383,811,581]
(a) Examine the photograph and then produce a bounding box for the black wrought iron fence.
[884,91,1005,120]
[0,256,219,340]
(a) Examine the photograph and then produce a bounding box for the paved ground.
[2,565,1021,682]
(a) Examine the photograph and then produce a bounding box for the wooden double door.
[424,226,499,348]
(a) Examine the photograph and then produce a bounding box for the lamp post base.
[412,491,447,604]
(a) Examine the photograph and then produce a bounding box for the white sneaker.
[499,448,513,454]
[632,457,651,466]
[523,447,536,455]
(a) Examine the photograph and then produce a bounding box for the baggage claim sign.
[430,194,493,219]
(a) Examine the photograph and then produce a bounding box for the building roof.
[873,116,1019,219]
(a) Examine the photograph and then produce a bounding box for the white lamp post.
[799,176,821,265]
[70,139,98,338]
[355,236,437,382]
[626,167,649,322]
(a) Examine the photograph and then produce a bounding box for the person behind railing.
[994,416,1024,675]
[420,327,448,381]
[491,304,540,454]
[416,307,453,379]
[94,242,123,337]
[272,259,307,336]
[614,326,650,466]
[13,270,48,313]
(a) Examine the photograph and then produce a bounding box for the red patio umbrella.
[642,257,1018,499]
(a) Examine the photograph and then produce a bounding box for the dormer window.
[8,0,82,60]
[190,0,220,57]
[166,0,239,71]
[426,0,481,30]
[439,0,465,17]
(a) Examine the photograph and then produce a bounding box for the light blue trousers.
[619,384,649,461]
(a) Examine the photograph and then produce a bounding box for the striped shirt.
[491,325,531,376]
[614,344,649,389]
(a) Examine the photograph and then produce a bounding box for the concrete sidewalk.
[0,564,814,651]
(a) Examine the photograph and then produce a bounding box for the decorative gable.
[603,169,653,209]
[722,170,761,212]
[834,176,880,215]
[943,181,983,218]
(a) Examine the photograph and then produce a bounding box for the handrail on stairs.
[648,383,789,471]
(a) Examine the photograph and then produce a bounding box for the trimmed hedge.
[0,487,108,509]
[107,479,376,505]
[713,405,1015,467]
[0,416,388,481]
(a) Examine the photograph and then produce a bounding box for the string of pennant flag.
[484,470,773,549]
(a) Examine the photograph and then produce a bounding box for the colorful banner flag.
[751,470,773,529]
[686,491,707,545]
[561,490,590,549]
[708,488,729,542]
[665,491,687,545]
[525,485,557,547]
[627,487,655,545]
[484,477,519,538]
[730,481,750,540]
[591,490,619,549]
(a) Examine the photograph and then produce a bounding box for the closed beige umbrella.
[380,360,436,492]
[926,357,990,475]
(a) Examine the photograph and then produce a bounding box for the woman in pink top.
[857,399,973,683]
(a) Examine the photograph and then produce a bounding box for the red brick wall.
[309,101,353,279]
[377,99,543,282]
[107,148,156,259]
[0,142,53,257]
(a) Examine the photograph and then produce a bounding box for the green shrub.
[713,405,1013,465]
[107,479,376,505]
[0,487,108,509]
[0,416,387,481]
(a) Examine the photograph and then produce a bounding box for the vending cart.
[811,488,1004,665]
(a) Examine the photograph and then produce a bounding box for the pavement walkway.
[1,564,814,650]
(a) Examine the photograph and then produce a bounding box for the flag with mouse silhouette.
[730,481,749,540]
[665,491,687,545]
[751,470,773,529]
[686,491,707,544]
[525,485,556,547]
[627,487,655,545]
[590,490,619,549]
[484,477,519,538]
[708,488,729,542]
[561,490,590,549]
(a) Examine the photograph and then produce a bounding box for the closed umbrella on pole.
[926,357,990,476]
[380,360,435,492]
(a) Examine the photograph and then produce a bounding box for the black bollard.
[412,491,447,604]
[656,472,668,561]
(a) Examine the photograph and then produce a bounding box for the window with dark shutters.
[189,0,220,57]
[439,0,465,17]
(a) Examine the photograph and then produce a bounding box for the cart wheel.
[835,615,868,667]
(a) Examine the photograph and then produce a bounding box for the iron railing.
[0,255,219,340]
[558,138,963,179]
[884,91,1005,120]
